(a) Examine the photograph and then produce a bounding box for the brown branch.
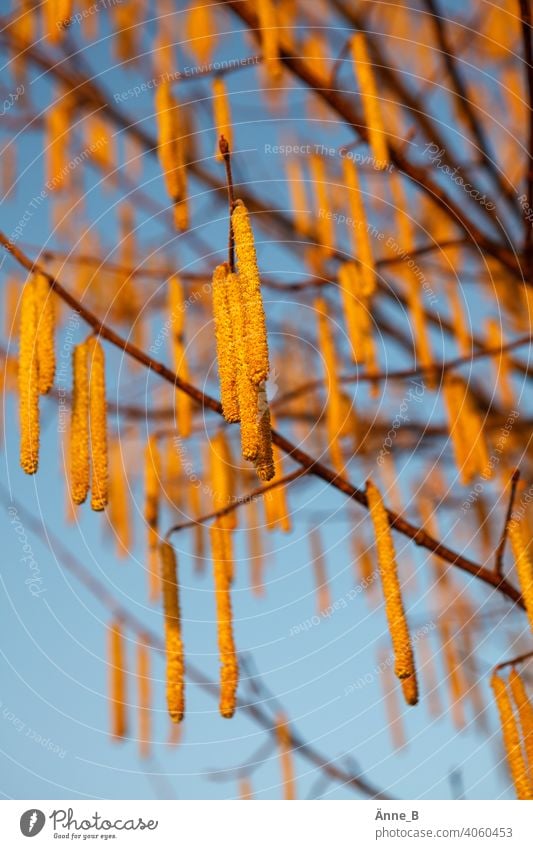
[495,649,533,672]
[0,233,524,608]
[219,134,236,271]
[494,469,521,577]
[0,486,391,800]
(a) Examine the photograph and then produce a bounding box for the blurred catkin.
[509,669,533,777]
[213,77,233,161]
[231,200,270,386]
[154,81,188,231]
[18,279,40,474]
[351,33,388,169]
[87,336,108,511]
[366,480,417,685]
[212,263,240,422]
[137,635,151,760]
[70,342,90,505]
[34,273,55,395]
[167,275,192,438]
[257,0,282,81]
[160,540,185,722]
[109,620,127,740]
[276,714,297,800]
[491,673,533,800]
[211,523,238,717]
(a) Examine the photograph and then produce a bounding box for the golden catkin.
[210,431,237,530]
[342,157,375,294]
[184,0,217,66]
[366,480,416,683]
[316,297,344,473]
[154,82,188,231]
[246,498,265,596]
[443,376,489,484]
[263,411,291,532]
[213,77,233,161]
[310,527,331,616]
[18,279,40,475]
[109,620,127,740]
[33,273,55,395]
[45,100,70,189]
[286,158,310,237]
[225,271,260,461]
[168,275,192,438]
[87,337,108,511]
[188,482,205,570]
[211,523,238,717]
[351,33,388,169]
[486,318,514,409]
[508,518,533,634]
[255,384,275,482]
[276,714,297,800]
[160,541,185,722]
[309,154,335,258]
[509,669,533,776]
[231,200,270,386]
[491,673,533,800]
[258,0,283,81]
[137,635,151,760]
[401,674,419,707]
[144,436,161,598]
[108,441,131,558]
[44,0,73,43]
[70,342,90,505]
[212,263,240,422]
[439,617,467,729]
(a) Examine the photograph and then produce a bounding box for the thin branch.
[219,134,236,271]
[495,649,533,671]
[494,469,521,577]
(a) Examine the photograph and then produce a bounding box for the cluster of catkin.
[443,376,489,485]
[18,274,55,475]
[212,201,274,481]
[155,82,188,231]
[69,336,108,511]
[491,670,533,799]
[366,480,418,705]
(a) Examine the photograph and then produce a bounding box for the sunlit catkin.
[226,271,260,461]
[18,280,40,475]
[309,154,335,258]
[316,297,344,473]
[212,263,240,422]
[276,714,296,800]
[160,541,185,722]
[210,431,237,530]
[168,275,192,438]
[145,435,161,600]
[33,273,55,395]
[108,440,131,558]
[508,517,533,634]
[231,200,270,386]
[366,480,416,684]
[255,384,275,482]
[137,635,151,760]
[491,673,533,800]
[258,0,282,81]
[70,342,90,505]
[213,77,233,161]
[211,523,238,717]
[342,158,375,294]
[509,669,533,776]
[351,33,388,169]
[401,674,419,707]
[109,620,127,740]
[87,337,108,511]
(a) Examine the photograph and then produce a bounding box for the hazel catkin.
[160,540,185,723]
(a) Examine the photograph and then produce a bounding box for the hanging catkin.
[154,82,188,231]
[491,673,533,800]
[184,0,217,65]
[263,410,291,532]
[286,158,310,236]
[509,669,533,776]
[18,279,40,475]
[246,498,265,596]
[258,0,282,81]
[212,263,240,423]
[351,33,388,169]
[342,157,375,295]
[160,540,185,722]
[213,77,233,161]
[486,318,515,409]
[366,480,416,684]
[401,674,419,707]
[33,273,55,394]
[87,337,108,511]
[231,200,270,386]
[316,297,344,473]
[108,440,131,557]
[225,271,260,462]
[508,517,533,634]
[168,275,192,438]
[276,714,297,800]
[255,384,275,482]
[439,616,466,729]
[109,620,127,739]
[45,99,70,189]
[309,154,335,258]
[211,522,238,717]
[70,342,90,505]
[137,635,151,760]
[210,431,237,530]
[145,435,161,600]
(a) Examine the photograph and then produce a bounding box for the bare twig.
[494,469,521,577]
